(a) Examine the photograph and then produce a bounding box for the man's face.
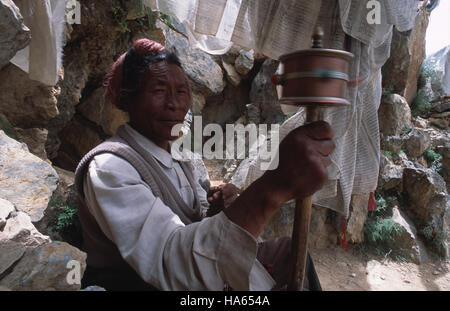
[128,61,191,148]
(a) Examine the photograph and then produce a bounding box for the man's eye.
[177,89,187,94]
[153,89,165,93]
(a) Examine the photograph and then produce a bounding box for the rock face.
[0,130,58,222]
[0,64,60,129]
[421,46,450,101]
[248,60,283,124]
[235,49,254,76]
[402,128,431,158]
[0,0,30,70]
[14,127,48,160]
[0,241,86,291]
[403,166,448,255]
[389,207,428,264]
[382,9,429,104]
[160,20,226,96]
[378,154,404,191]
[77,87,129,136]
[378,94,412,137]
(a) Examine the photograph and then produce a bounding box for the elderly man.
[74,39,334,291]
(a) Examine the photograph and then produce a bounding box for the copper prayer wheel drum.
[272,33,354,108]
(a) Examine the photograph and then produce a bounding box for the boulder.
[14,127,48,160]
[0,64,59,128]
[0,210,50,248]
[0,0,30,70]
[159,20,226,96]
[346,194,370,243]
[0,241,86,291]
[235,49,254,76]
[402,128,431,157]
[389,207,428,264]
[0,240,25,276]
[0,130,58,222]
[77,87,129,136]
[378,154,404,191]
[249,60,284,124]
[0,198,14,230]
[421,46,450,101]
[403,166,448,255]
[381,135,404,154]
[222,60,241,87]
[378,94,412,137]
[191,91,206,115]
[381,9,429,104]
[55,117,103,171]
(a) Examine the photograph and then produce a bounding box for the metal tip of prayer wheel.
[312,26,324,49]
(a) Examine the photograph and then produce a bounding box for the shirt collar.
[122,123,181,169]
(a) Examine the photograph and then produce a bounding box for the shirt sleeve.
[83,153,274,290]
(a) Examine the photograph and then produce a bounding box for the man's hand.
[223,121,335,237]
[263,120,335,203]
[206,183,239,217]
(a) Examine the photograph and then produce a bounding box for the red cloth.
[368,192,376,211]
[103,39,165,109]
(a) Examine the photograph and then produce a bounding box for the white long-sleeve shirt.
[82,124,275,290]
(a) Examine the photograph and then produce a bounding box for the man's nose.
[165,89,178,110]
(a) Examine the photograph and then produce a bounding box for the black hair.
[119,47,183,111]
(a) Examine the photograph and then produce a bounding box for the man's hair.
[103,39,183,112]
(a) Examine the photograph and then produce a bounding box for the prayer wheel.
[271,27,354,291]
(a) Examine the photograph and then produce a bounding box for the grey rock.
[0,64,59,129]
[235,49,254,76]
[403,166,449,256]
[378,94,412,137]
[0,198,14,230]
[381,10,429,104]
[222,60,241,87]
[390,207,428,264]
[0,241,86,291]
[77,87,129,136]
[249,60,283,124]
[81,285,106,291]
[381,135,404,154]
[13,127,48,160]
[159,20,225,96]
[0,0,30,70]
[0,211,50,247]
[378,154,404,191]
[403,128,431,157]
[0,240,25,275]
[0,130,58,222]
[421,46,450,101]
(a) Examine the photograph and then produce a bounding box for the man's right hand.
[262,120,335,203]
[223,120,335,238]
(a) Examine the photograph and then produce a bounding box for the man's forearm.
[223,175,283,238]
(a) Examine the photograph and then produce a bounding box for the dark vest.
[74,125,204,290]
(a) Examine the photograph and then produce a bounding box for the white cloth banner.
[10,0,66,86]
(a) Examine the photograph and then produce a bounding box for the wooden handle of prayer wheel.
[288,196,313,291]
[288,106,322,291]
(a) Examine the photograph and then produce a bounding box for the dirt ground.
[310,245,449,291]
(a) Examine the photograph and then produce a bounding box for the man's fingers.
[303,120,334,140]
[313,139,336,156]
